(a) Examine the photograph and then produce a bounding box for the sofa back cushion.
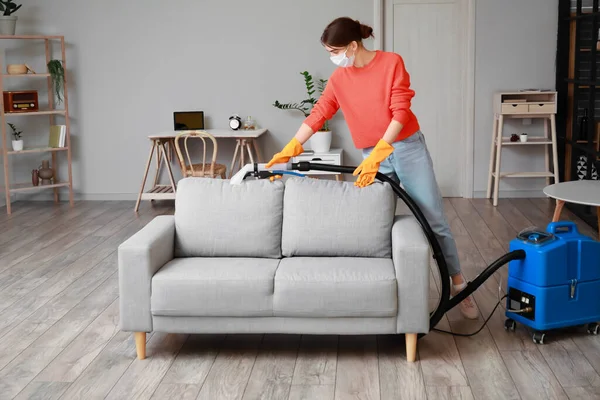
[174,178,284,258]
[282,178,396,257]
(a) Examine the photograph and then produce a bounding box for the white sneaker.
[452,282,479,320]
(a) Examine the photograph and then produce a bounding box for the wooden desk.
[135,129,267,212]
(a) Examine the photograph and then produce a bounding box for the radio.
[3,90,39,113]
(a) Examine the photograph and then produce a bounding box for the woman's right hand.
[265,137,304,168]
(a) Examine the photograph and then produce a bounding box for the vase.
[32,169,39,186]
[0,16,17,35]
[38,160,54,185]
[243,116,256,130]
[11,139,23,151]
[309,131,332,153]
[520,133,528,143]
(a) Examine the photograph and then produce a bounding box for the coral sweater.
[304,50,420,149]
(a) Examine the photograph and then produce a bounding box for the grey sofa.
[118,176,431,362]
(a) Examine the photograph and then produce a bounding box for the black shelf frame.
[556,0,600,232]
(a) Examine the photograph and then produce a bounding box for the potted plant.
[273,71,333,153]
[8,122,22,151]
[0,1,21,36]
[47,59,65,105]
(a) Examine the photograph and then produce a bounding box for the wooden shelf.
[499,137,553,145]
[3,146,68,155]
[492,172,555,178]
[488,91,559,207]
[2,73,50,78]
[4,110,66,116]
[1,181,70,193]
[140,185,175,201]
[567,11,600,21]
[0,35,63,40]
[0,34,73,214]
[500,101,556,105]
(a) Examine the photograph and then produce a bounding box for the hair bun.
[359,23,374,39]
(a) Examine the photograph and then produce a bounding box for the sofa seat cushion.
[151,257,279,317]
[273,257,397,318]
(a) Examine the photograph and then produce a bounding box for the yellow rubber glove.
[265,138,304,168]
[353,139,394,188]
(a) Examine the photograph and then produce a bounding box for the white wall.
[2,0,374,202]
[473,0,558,197]
[0,0,558,202]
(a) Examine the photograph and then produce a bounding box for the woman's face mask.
[330,46,355,67]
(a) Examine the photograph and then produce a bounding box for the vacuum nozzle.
[229,163,291,185]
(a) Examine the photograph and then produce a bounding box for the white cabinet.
[292,148,343,180]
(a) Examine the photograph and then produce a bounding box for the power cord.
[432,294,533,337]
[433,295,507,337]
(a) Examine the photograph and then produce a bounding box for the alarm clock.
[229,114,242,130]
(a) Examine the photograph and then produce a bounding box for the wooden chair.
[174,131,227,179]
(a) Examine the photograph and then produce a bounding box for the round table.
[543,180,600,238]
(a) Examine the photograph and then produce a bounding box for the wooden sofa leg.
[135,332,146,360]
[405,333,417,362]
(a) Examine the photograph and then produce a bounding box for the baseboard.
[471,189,547,199]
[12,192,146,202]
[5,189,547,202]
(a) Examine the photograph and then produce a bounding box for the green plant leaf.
[317,80,328,97]
[0,1,21,15]
[7,122,22,139]
[47,60,65,104]
[273,70,333,120]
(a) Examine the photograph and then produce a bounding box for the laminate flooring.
[0,197,599,400]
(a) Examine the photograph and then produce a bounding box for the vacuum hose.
[235,161,526,336]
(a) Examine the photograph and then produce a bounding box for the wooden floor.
[0,197,599,400]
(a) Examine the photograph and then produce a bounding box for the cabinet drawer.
[293,154,341,165]
[501,103,528,114]
[528,103,556,113]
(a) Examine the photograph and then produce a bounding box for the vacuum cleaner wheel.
[504,318,516,332]
[532,332,546,344]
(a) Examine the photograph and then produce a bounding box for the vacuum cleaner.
[230,161,600,342]
[505,222,600,343]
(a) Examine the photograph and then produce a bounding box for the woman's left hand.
[353,139,394,187]
[354,167,379,187]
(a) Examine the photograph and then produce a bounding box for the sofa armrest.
[118,215,175,332]
[391,215,431,334]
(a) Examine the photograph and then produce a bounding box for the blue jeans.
[361,131,461,277]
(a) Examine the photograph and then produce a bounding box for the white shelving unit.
[487,91,560,206]
[0,35,73,215]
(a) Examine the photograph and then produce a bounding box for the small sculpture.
[31,169,39,186]
[38,160,54,185]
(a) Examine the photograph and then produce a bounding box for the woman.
[266,17,478,319]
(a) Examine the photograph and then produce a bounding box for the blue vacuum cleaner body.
[505,221,600,342]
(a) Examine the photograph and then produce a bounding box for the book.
[49,125,66,148]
